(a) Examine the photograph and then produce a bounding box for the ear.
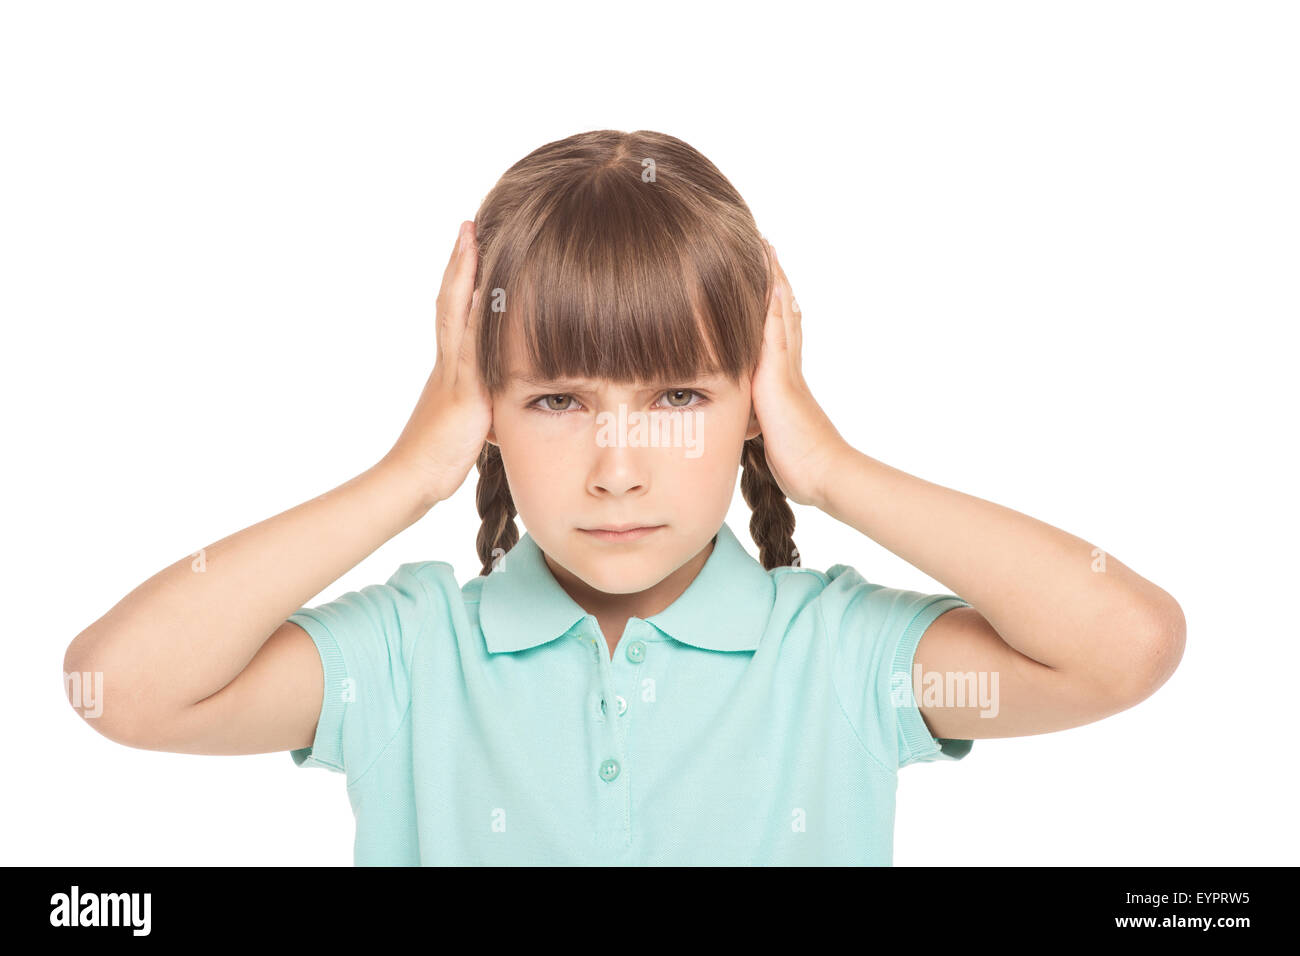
[743,404,761,442]
[485,423,498,447]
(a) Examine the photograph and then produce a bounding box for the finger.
[456,285,486,391]
[442,219,473,277]
[762,237,777,301]
[768,242,802,373]
[762,240,788,355]
[439,221,479,368]
[449,227,483,390]
[769,244,800,371]
[436,222,467,363]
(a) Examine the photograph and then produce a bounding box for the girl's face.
[486,326,760,599]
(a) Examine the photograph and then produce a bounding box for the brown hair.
[469,129,798,575]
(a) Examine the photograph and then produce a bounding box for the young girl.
[64,129,1186,865]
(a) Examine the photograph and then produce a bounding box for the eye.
[529,394,584,417]
[527,388,708,418]
[657,388,707,410]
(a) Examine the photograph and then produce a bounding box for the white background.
[3,1,1295,866]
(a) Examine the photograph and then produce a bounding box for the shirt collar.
[479,520,775,654]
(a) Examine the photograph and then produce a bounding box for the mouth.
[578,524,665,542]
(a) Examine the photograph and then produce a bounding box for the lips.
[579,525,665,541]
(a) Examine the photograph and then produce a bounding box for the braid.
[740,434,799,570]
[475,441,519,576]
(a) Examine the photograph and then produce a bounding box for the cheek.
[667,423,743,498]
[496,427,577,511]
[677,404,750,465]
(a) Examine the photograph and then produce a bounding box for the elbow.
[1116,596,1187,704]
[63,637,144,748]
[63,642,109,730]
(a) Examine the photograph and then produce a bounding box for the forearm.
[64,456,436,722]
[817,445,1184,678]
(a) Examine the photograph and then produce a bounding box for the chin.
[567,551,670,595]
[538,529,675,591]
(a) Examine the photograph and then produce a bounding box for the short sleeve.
[819,564,975,772]
[286,560,454,780]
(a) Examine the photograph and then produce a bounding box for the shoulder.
[344,559,469,644]
[766,560,876,592]
[386,559,482,629]
[765,561,874,608]
[760,561,865,636]
[797,561,969,645]
[767,562,833,591]
[392,559,462,597]
[760,562,832,611]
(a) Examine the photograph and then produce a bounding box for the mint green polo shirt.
[287,519,973,865]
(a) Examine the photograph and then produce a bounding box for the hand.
[749,239,849,509]
[380,220,493,508]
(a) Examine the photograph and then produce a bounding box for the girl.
[64,129,1186,865]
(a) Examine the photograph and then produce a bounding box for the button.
[601,695,628,717]
[599,758,621,782]
[625,640,646,663]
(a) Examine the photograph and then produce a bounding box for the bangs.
[476,162,765,393]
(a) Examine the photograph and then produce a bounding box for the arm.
[815,447,1187,739]
[751,238,1186,741]
[63,218,489,755]
[62,459,437,753]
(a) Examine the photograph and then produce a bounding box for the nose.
[586,430,650,497]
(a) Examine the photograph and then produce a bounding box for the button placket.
[607,627,648,848]
[604,630,648,763]
[595,621,642,733]
[586,618,625,798]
